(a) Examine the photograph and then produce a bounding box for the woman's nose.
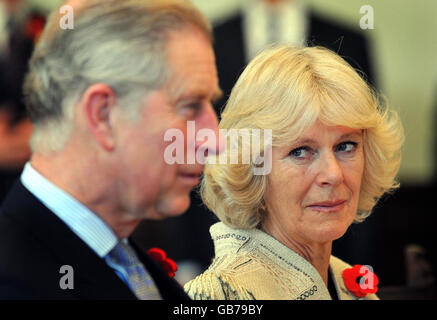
[315,152,344,187]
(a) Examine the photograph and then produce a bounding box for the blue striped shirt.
[20,163,135,289]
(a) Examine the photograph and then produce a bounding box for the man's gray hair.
[23,0,212,153]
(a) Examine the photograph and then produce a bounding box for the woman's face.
[263,120,365,246]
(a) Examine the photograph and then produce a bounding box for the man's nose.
[194,105,224,157]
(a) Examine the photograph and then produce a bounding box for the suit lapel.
[129,238,190,300]
[2,180,190,300]
[1,180,136,299]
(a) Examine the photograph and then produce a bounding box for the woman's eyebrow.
[292,132,363,146]
[293,138,316,145]
[338,132,363,140]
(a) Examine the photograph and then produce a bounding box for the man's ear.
[79,83,117,151]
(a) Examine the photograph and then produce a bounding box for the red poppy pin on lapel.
[25,14,46,45]
[342,264,379,298]
[147,248,178,278]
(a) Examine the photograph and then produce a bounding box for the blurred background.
[1,0,436,299]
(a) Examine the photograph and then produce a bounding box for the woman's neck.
[261,221,332,286]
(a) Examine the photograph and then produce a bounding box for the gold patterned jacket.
[184,222,379,300]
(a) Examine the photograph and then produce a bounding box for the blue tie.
[107,241,161,300]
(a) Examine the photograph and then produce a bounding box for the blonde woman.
[184,45,403,300]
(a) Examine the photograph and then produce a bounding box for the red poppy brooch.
[147,248,178,278]
[25,13,46,45]
[342,264,379,298]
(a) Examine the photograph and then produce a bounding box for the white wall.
[308,0,437,185]
[192,0,437,185]
[28,0,437,184]
[27,0,61,12]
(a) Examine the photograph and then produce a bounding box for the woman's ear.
[79,83,117,151]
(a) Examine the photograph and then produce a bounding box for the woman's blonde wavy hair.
[200,45,404,229]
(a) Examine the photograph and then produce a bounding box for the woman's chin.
[311,224,350,244]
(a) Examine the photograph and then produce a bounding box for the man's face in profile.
[112,26,221,220]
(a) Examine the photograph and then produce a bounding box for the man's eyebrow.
[176,87,223,103]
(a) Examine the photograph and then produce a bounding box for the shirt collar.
[20,162,118,257]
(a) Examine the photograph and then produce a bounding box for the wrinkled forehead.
[305,86,375,129]
[273,92,372,149]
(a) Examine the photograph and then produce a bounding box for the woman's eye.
[289,147,313,159]
[336,141,357,153]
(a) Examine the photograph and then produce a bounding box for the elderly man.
[0,0,221,300]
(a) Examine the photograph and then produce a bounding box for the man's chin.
[148,195,191,220]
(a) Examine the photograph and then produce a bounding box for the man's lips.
[178,172,202,185]
[306,200,347,213]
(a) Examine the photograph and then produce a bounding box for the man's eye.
[180,102,201,119]
[336,141,357,153]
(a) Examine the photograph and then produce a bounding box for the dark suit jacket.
[0,180,190,300]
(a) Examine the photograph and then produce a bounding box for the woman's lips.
[307,200,346,213]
